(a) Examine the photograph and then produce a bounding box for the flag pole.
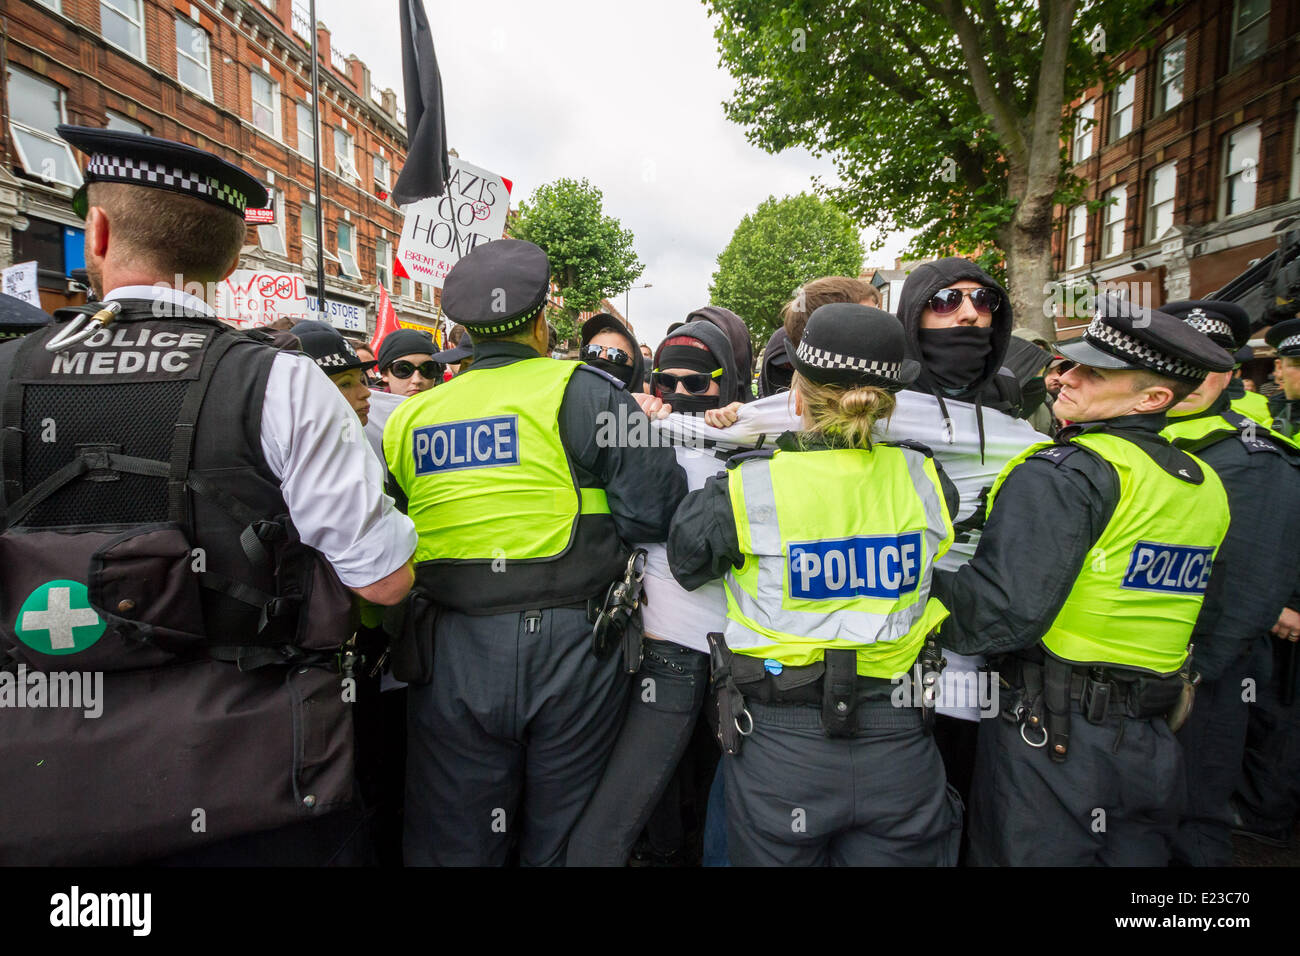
[309,0,326,311]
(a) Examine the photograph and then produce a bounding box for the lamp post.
[624,282,653,324]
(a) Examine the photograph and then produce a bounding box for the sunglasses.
[581,343,633,366]
[928,287,1000,316]
[387,359,440,379]
[652,368,723,395]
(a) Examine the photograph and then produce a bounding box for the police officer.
[932,296,1235,866]
[0,127,416,865]
[1266,317,1300,438]
[1155,300,1300,865]
[668,304,963,866]
[384,239,686,866]
[1163,301,1272,426]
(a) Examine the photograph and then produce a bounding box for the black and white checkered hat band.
[316,352,351,369]
[1086,315,1200,379]
[86,153,248,213]
[795,340,902,379]
[1184,313,1232,341]
[1280,334,1300,352]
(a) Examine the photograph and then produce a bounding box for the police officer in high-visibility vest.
[1162,301,1272,427]
[932,296,1235,866]
[384,239,687,866]
[1153,299,1300,865]
[668,303,963,866]
[1266,318,1300,438]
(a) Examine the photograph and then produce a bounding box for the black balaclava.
[656,340,723,413]
[917,326,997,392]
[589,354,636,388]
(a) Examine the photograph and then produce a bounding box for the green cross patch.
[16,580,106,656]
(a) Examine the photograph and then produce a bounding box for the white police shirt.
[103,286,417,589]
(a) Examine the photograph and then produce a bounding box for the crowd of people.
[1,125,1299,868]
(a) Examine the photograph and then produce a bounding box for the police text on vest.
[50,886,151,936]
[788,532,924,600]
[1121,541,1215,594]
[413,415,519,475]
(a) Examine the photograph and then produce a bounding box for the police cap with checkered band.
[1265,317,1300,358]
[1159,299,1251,354]
[57,125,268,220]
[789,303,921,390]
[1055,294,1233,383]
[292,320,377,375]
[441,239,551,336]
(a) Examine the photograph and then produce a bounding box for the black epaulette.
[881,438,936,458]
[725,447,777,469]
[573,362,626,389]
[1027,443,1082,467]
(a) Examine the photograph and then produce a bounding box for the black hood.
[895,257,1013,401]
[682,305,754,402]
[758,327,794,397]
[580,313,644,390]
[653,319,739,408]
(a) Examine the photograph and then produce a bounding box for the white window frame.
[37,0,62,12]
[296,102,317,159]
[1230,0,1269,70]
[105,109,148,134]
[400,276,413,300]
[1157,37,1186,115]
[101,0,147,62]
[257,189,287,258]
[1072,101,1095,164]
[1290,102,1300,201]
[334,127,359,182]
[373,153,390,191]
[1147,162,1177,243]
[1066,205,1087,270]
[250,70,281,139]
[175,14,213,101]
[301,203,341,264]
[1102,185,1127,259]
[376,238,392,290]
[6,67,83,189]
[336,221,361,279]
[1221,122,1261,219]
[1109,73,1135,143]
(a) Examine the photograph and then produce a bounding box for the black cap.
[1055,295,1233,382]
[292,320,376,375]
[376,328,437,370]
[432,333,474,364]
[1160,299,1251,353]
[441,239,550,335]
[1266,318,1300,357]
[581,313,636,349]
[789,303,921,390]
[57,125,267,220]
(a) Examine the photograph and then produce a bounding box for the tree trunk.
[1002,218,1058,344]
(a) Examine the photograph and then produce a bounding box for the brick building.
[1,0,446,337]
[1053,0,1299,333]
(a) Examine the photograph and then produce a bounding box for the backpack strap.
[167,329,241,531]
[1,327,60,509]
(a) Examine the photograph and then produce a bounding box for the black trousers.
[403,605,629,866]
[967,708,1184,866]
[1236,637,1300,830]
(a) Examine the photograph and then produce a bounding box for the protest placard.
[395,157,512,289]
[216,270,308,328]
[1,261,39,305]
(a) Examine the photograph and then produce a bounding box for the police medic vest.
[0,303,354,672]
[723,444,954,678]
[988,432,1230,675]
[384,355,624,613]
[1229,390,1272,427]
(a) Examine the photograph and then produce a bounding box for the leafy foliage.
[710,192,865,343]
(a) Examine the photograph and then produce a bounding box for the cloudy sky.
[321,0,910,348]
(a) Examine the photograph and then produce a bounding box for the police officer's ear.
[85,205,111,265]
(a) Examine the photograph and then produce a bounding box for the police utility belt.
[994,650,1189,763]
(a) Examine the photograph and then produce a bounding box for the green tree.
[509,177,644,342]
[707,0,1160,339]
[710,192,865,345]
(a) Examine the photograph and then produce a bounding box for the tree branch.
[978,0,1016,99]
[1022,0,1079,212]
[940,0,1028,166]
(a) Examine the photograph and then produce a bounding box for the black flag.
[391,0,450,204]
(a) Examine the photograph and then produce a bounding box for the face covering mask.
[589,357,636,388]
[918,326,995,391]
[664,392,722,414]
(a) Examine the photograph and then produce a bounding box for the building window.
[1072,101,1095,164]
[401,276,413,300]
[1147,162,1177,242]
[296,103,317,158]
[250,72,280,138]
[105,110,148,134]
[1109,73,1135,143]
[1157,37,1185,114]
[1231,0,1269,69]
[36,0,62,12]
[1101,185,1127,258]
[1066,205,1087,270]
[376,238,392,290]
[334,128,358,181]
[1291,102,1300,201]
[1222,122,1261,218]
[301,202,318,246]
[337,221,361,279]
[101,0,146,61]
[5,67,83,189]
[175,15,213,100]
[374,154,390,191]
[258,189,287,258]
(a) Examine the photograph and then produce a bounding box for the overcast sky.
[321,0,910,348]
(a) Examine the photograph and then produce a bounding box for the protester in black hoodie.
[680,306,754,402]
[758,327,794,397]
[580,312,646,392]
[650,319,741,415]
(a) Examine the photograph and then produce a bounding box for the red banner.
[370,284,402,355]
